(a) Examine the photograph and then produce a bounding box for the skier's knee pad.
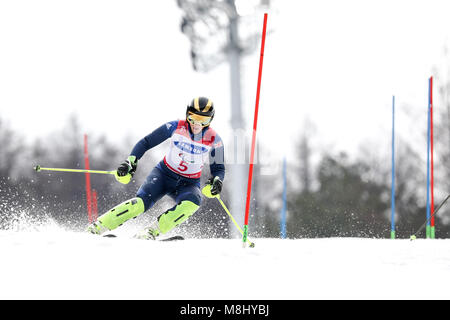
[157,200,199,234]
[98,197,145,230]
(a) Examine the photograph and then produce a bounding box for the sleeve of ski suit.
[209,134,225,182]
[130,121,178,160]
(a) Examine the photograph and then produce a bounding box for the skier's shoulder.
[203,126,223,148]
[164,120,180,131]
[157,120,182,137]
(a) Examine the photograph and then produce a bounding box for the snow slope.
[1,226,450,300]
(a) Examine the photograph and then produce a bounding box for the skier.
[86,97,225,239]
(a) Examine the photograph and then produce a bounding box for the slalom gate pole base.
[430,226,435,239]
[426,225,431,239]
[242,225,249,248]
[390,230,395,239]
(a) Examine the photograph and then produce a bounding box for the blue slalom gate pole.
[426,81,431,238]
[390,96,396,239]
[280,157,287,239]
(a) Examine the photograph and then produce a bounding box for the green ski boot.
[134,224,161,240]
[86,221,109,235]
[134,200,199,240]
[85,197,145,235]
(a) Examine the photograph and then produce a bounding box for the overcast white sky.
[1,0,449,165]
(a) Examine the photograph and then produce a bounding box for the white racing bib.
[163,120,217,179]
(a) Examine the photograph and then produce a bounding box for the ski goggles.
[186,112,212,127]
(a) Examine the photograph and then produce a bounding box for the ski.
[159,235,185,241]
[103,234,184,241]
[103,234,118,238]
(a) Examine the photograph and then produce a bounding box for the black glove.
[207,176,223,196]
[117,156,138,177]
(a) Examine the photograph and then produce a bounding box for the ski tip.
[103,234,117,238]
[160,235,185,241]
[34,165,41,172]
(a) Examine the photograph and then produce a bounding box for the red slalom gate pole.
[84,134,93,223]
[243,13,268,247]
[430,76,435,238]
[92,189,98,221]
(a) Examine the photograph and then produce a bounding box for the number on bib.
[178,160,188,172]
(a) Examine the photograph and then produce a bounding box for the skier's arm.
[130,121,178,160]
[201,135,225,198]
[209,136,225,182]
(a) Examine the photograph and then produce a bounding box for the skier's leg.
[135,166,167,211]
[87,167,166,235]
[87,197,146,234]
[134,184,202,239]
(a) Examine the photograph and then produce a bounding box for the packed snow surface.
[1,227,450,300]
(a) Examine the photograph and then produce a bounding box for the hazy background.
[1,0,450,238]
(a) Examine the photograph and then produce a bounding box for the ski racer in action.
[86,97,225,239]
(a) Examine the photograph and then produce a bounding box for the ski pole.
[410,194,450,240]
[34,165,116,175]
[216,195,255,248]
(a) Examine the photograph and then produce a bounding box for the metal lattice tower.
[177,0,271,237]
